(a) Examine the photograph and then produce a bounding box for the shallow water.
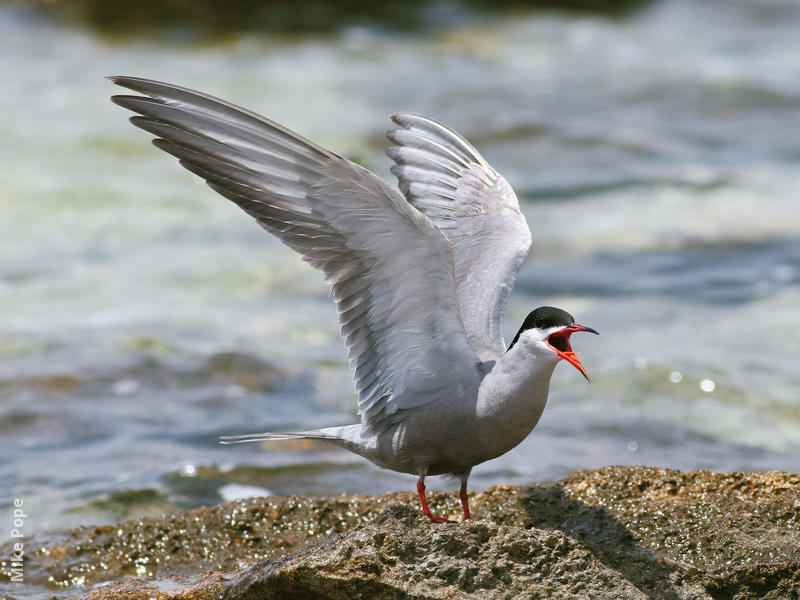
[2,0,799,570]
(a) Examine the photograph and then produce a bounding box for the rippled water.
[2,0,800,564]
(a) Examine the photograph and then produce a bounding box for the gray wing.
[386,114,532,361]
[110,77,481,433]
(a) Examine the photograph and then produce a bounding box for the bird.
[109,76,598,523]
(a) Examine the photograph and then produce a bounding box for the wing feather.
[387,113,532,360]
[111,77,480,432]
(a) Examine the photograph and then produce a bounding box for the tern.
[110,77,598,522]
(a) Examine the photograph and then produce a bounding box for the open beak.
[546,324,599,382]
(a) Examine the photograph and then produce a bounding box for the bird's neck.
[474,344,557,456]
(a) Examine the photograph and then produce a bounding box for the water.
[2,0,799,565]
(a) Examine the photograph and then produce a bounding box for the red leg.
[459,480,471,520]
[417,476,452,523]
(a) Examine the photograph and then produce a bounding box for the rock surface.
[3,467,799,599]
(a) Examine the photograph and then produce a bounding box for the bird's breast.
[473,353,556,462]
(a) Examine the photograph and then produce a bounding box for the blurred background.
[2,0,799,542]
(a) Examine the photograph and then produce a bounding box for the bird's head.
[507,306,599,381]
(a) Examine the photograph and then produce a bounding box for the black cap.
[507,306,575,350]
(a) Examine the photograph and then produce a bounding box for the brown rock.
[4,467,798,599]
[226,504,699,600]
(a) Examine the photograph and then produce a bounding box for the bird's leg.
[459,480,471,520]
[417,476,452,523]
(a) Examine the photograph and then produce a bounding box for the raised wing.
[110,77,480,433]
[386,114,532,361]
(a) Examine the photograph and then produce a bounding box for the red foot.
[417,476,458,523]
[426,514,453,523]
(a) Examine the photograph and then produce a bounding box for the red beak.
[546,324,599,382]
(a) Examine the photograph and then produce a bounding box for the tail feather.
[220,432,307,444]
[219,427,350,445]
